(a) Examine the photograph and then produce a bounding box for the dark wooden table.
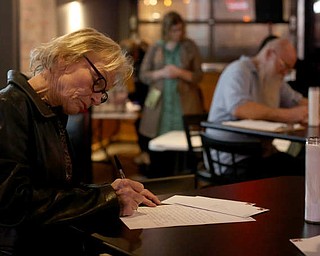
[201,121,320,143]
[91,176,320,256]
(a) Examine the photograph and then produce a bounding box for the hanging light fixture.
[150,0,158,6]
[164,0,172,7]
[67,1,84,33]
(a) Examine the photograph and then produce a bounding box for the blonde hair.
[30,28,133,87]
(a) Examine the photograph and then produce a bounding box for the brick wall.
[20,0,57,75]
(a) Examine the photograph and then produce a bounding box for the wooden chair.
[182,113,208,188]
[200,131,262,186]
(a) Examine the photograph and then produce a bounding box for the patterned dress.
[158,43,184,135]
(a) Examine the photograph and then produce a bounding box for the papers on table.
[290,235,320,256]
[120,195,269,230]
[162,195,269,218]
[222,119,304,132]
[121,204,253,230]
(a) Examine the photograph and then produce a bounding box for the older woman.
[0,28,160,230]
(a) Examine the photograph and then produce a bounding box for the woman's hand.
[161,64,193,82]
[111,179,161,216]
[162,64,181,79]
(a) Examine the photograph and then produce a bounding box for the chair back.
[200,131,262,185]
[182,113,208,187]
[183,113,208,154]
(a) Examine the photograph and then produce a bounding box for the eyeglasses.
[272,50,293,73]
[84,55,109,103]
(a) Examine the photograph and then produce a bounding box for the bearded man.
[206,38,308,179]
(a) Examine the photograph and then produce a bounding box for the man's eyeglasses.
[84,55,108,103]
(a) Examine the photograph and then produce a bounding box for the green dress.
[158,42,184,135]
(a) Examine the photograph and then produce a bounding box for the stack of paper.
[120,195,269,229]
[222,119,303,132]
[290,235,320,256]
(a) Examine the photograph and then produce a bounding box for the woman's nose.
[91,93,102,105]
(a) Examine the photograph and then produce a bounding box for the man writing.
[207,38,307,179]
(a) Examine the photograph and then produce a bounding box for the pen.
[114,154,126,179]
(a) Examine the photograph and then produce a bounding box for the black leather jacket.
[0,70,119,227]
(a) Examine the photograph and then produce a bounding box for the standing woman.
[138,11,204,164]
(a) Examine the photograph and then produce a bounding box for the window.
[138,0,293,62]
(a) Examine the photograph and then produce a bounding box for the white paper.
[120,195,269,229]
[161,195,269,218]
[120,204,254,229]
[222,119,303,132]
[290,235,320,256]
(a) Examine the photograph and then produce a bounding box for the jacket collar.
[7,70,56,118]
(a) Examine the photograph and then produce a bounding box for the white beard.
[258,68,283,108]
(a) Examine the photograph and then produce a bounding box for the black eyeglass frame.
[84,55,109,103]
